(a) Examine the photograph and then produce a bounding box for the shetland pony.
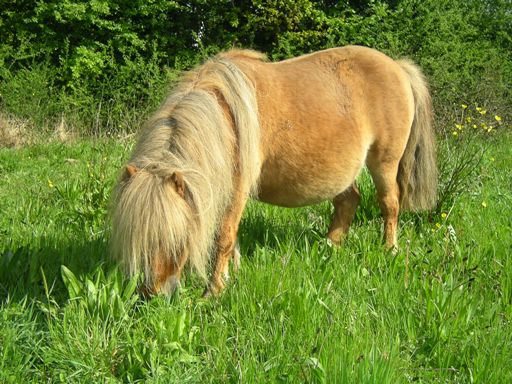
[111,46,437,296]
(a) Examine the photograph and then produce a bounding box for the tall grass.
[1,125,511,382]
[0,63,180,145]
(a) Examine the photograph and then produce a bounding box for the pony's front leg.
[327,184,361,245]
[205,187,248,297]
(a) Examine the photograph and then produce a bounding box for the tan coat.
[111,46,437,296]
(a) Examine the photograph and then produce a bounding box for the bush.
[435,103,506,216]
[0,0,510,138]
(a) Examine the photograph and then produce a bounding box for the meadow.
[1,0,511,381]
[0,116,511,382]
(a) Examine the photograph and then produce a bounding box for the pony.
[111,46,437,296]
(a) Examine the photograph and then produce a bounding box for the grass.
[0,131,511,383]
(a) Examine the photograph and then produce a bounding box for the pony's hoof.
[386,244,399,255]
[202,287,220,298]
[326,229,347,247]
[203,281,225,297]
[202,287,212,298]
[326,236,344,247]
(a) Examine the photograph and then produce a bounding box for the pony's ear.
[125,164,138,179]
[167,171,186,198]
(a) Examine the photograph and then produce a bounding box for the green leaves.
[302,356,326,383]
[61,265,81,300]
[1,0,511,137]
[60,265,139,321]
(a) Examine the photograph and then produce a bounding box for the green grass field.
[1,132,511,383]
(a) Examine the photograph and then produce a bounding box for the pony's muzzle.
[141,274,181,299]
[159,274,181,295]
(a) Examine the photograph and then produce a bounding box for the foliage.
[0,0,511,137]
[436,104,506,213]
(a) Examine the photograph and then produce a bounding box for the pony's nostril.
[160,275,181,295]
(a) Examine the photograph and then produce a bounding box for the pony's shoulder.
[216,49,267,62]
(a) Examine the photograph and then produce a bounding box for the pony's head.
[110,49,263,296]
[111,163,197,296]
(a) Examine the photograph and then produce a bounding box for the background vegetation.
[1,1,511,382]
[1,0,511,139]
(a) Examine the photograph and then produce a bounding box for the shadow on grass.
[239,193,382,258]
[239,210,297,257]
[0,236,116,305]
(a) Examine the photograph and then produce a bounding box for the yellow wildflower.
[466,116,472,123]
[495,115,502,122]
[481,201,487,208]
[455,124,463,130]
[48,179,54,188]
[452,131,458,136]
[435,222,441,228]
[441,212,447,219]
[461,104,468,109]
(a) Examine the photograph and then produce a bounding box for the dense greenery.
[1,0,511,137]
[1,131,511,382]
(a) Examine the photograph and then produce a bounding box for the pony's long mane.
[111,50,264,284]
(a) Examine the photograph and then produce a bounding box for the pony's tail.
[396,59,438,211]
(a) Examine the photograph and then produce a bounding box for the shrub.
[0,0,510,137]
[436,103,506,214]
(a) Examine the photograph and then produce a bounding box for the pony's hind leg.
[327,183,360,245]
[366,157,401,249]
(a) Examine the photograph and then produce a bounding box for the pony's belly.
[256,165,355,207]
[256,188,337,207]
